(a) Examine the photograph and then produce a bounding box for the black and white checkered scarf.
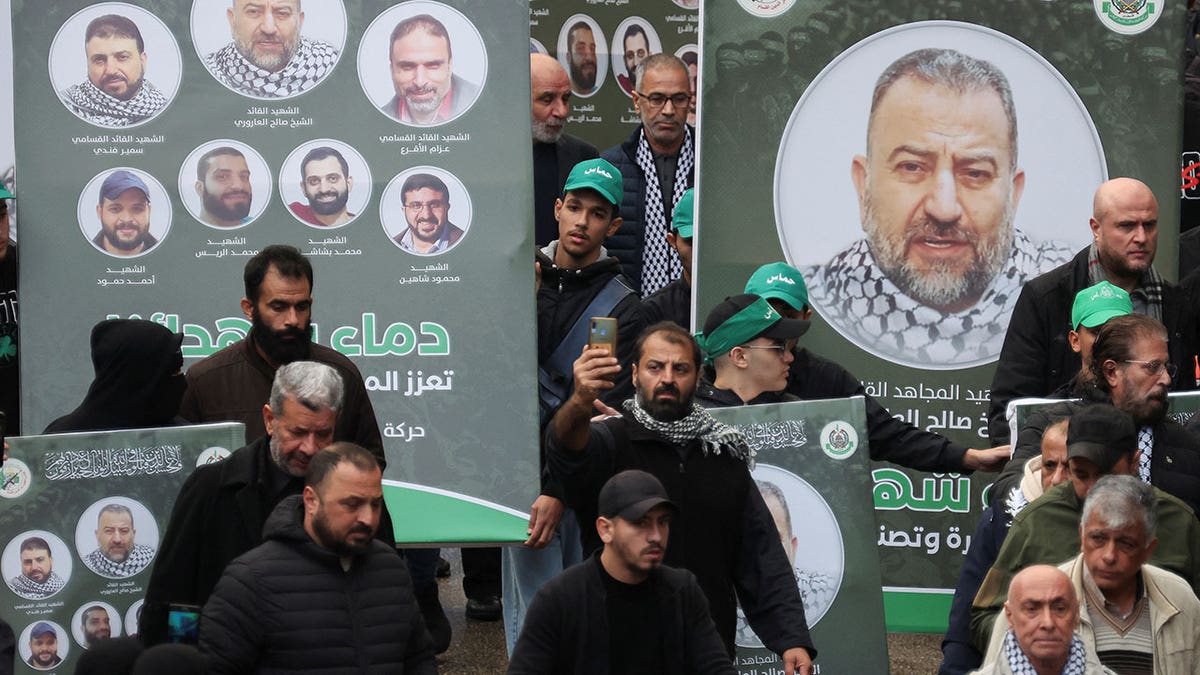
[634,127,693,295]
[84,544,155,578]
[60,80,167,126]
[1002,630,1088,675]
[205,37,339,98]
[623,396,754,468]
[8,572,65,599]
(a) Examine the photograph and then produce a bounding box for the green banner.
[0,423,243,673]
[698,0,1184,632]
[709,398,889,674]
[13,0,538,542]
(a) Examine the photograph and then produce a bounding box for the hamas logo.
[1095,0,1160,35]
[0,459,32,499]
[196,446,233,467]
[736,0,796,17]
[820,421,858,460]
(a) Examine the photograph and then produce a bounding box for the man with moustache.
[803,48,1073,367]
[205,0,339,99]
[393,173,465,255]
[83,504,155,578]
[81,606,112,647]
[548,322,816,673]
[194,147,253,228]
[615,24,651,97]
[93,170,156,256]
[8,538,66,600]
[289,146,355,227]
[565,21,598,96]
[530,53,597,246]
[383,13,479,126]
[25,623,61,671]
[60,14,168,127]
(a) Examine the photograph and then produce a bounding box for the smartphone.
[589,317,618,357]
[167,603,202,645]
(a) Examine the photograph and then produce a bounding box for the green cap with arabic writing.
[744,262,808,312]
[672,188,694,238]
[563,158,623,207]
[1070,281,1132,329]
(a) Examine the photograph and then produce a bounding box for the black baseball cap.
[598,470,677,521]
[1067,404,1136,472]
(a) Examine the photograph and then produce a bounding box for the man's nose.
[551,99,569,120]
[260,11,278,34]
[923,170,963,224]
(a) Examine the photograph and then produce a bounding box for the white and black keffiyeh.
[1002,630,1089,675]
[8,572,66,599]
[84,544,155,579]
[60,80,167,127]
[634,127,694,295]
[804,230,1074,366]
[623,396,755,468]
[205,37,339,98]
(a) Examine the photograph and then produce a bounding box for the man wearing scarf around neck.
[60,15,168,127]
[547,321,816,674]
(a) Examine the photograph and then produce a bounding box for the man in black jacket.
[508,470,734,674]
[200,443,434,674]
[600,54,695,294]
[639,187,694,330]
[531,53,598,247]
[548,322,816,674]
[988,177,1198,444]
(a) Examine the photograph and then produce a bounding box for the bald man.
[988,177,1198,445]
[531,53,598,246]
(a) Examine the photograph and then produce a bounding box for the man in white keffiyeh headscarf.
[205,0,340,99]
[60,14,168,127]
[803,48,1071,367]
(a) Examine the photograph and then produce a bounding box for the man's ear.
[850,155,869,229]
[241,297,254,321]
[263,403,276,437]
[596,516,614,544]
[605,216,623,239]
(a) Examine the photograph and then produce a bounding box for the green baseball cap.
[672,188,694,238]
[744,262,808,312]
[1071,281,1132,329]
[0,184,13,200]
[563,158,623,208]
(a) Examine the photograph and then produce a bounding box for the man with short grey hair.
[142,361,347,645]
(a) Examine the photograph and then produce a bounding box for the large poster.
[0,424,243,674]
[709,398,889,674]
[528,0,699,153]
[697,0,1185,631]
[14,0,537,543]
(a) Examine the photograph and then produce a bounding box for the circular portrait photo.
[735,463,844,648]
[19,620,69,671]
[557,14,607,99]
[49,3,182,128]
[359,1,488,127]
[77,167,172,259]
[3,530,74,601]
[775,21,1105,369]
[530,37,548,56]
[674,44,698,127]
[380,166,472,256]
[74,496,160,579]
[71,600,123,649]
[610,17,661,98]
[179,139,272,230]
[279,139,372,229]
[190,0,347,100]
[124,599,144,639]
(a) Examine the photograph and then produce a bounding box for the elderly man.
[969,404,1200,651]
[971,565,1105,675]
[393,173,465,254]
[204,0,339,99]
[93,170,156,256]
[383,13,479,125]
[565,21,598,96]
[548,322,816,674]
[83,504,155,578]
[143,361,345,645]
[60,14,167,126]
[989,177,1197,442]
[8,537,65,600]
[508,470,734,674]
[289,146,354,227]
[694,294,810,407]
[200,444,435,673]
[601,54,695,294]
[803,48,1073,367]
[530,53,598,246]
[194,147,253,228]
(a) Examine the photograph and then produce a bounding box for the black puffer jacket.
[199,496,435,675]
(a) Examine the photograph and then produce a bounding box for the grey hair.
[98,503,134,528]
[1080,474,1157,543]
[868,48,1018,168]
[269,361,344,414]
[756,480,792,536]
[633,54,689,91]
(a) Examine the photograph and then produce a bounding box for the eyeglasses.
[636,92,691,110]
[737,339,796,357]
[1122,359,1177,378]
[403,200,446,212]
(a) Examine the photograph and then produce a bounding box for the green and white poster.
[697,0,1185,631]
[13,0,537,543]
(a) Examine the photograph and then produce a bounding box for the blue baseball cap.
[99,170,151,204]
